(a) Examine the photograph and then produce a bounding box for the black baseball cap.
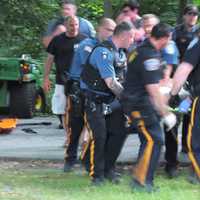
[183,4,199,15]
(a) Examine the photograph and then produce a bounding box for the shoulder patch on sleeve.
[187,37,199,50]
[165,43,175,54]
[84,45,93,52]
[128,51,137,63]
[102,51,108,59]
[74,44,79,50]
[144,58,160,71]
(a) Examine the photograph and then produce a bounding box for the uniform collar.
[142,38,157,50]
[181,23,199,32]
[108,37,118,51]
[95,37,101,43]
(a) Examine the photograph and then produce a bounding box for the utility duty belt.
[84,93,120,115]
[84,90,114,104]
[81,40,126,95]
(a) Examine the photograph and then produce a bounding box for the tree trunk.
[104,0,113,17]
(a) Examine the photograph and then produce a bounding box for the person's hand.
[159,78,173,88]
[43,78,51,93]
[162,112,177,131]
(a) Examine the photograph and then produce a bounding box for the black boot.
[165,164,179,178]
[105,169,121,184]
[91,176,105,186]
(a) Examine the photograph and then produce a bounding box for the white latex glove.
[162,112,177,131]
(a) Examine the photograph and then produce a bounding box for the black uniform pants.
[64,95,85,163]
[165,125,179,169]
[181,114,190,153]
[165,114,190,169]
[187,97,200,179]
[84,99,127,179]
[129,111,164,185]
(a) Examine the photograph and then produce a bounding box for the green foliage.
[139,0,179,25]
[0,0,58,57]
[1,0,200,58]
[78,1,104,26]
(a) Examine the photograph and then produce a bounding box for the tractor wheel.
[10,82,36,118]
[35,88,46,113]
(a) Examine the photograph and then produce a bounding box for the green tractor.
[0,54,46,118]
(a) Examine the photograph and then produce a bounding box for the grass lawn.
[0,160,199,200]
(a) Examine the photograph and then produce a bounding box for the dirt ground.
[0,159,64,170]
[0,159,134,173]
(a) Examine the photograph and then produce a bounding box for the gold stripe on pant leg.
[64,96,72,159]
[131,112,154,185]
[80,113,91,160]
[187,97,200,178]
[84,113,95,177]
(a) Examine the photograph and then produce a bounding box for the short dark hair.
[183,4,199,15]
[151,23,172,39]
[60,0,76,6]
[113,21,134,36]
[98,17,115,27]
[122,0,140,10]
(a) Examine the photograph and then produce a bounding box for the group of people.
[42,0,200,192]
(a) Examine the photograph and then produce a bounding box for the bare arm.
[43,53,54,92]
[146,83,169,117]
[42,25,66,48]
[171,62,193,95]
[104,77,124,98]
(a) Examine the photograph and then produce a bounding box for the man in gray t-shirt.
[42,0,95,48]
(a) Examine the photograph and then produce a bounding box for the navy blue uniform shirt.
[122,39,163,113]
[172,24,200,60]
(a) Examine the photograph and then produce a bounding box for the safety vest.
[81,40,127,94]
[173,24,200,60]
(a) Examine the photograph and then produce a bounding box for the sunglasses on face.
[122,9,131,13]
[187,12,198,16]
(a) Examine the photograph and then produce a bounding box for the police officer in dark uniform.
[173,5,199,61]
[80,22,135,185]
[121,23,177,192]
[133,13,180,178]
[63,18,116,172]
[172,4,200,156]
[170,36,200,184]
